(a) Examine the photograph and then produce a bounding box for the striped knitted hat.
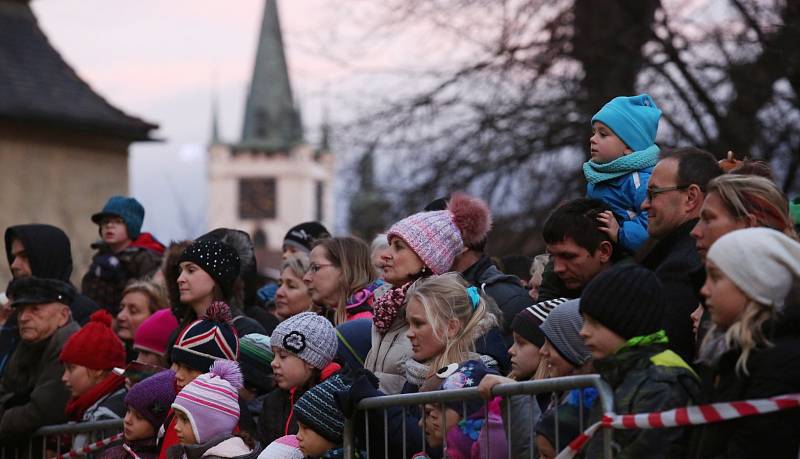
[388,192,491,275]
[271,312,336,370]
[259,435,304,459]
[239,333,274,393]
[539,299,591,367]
[171,302,239,372]
[511,297,566,347]
[172,360,243,443]
[293,373,349,443]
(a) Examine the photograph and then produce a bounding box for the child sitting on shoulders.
[583,94,661,253]
[100,370,177,459]
[168,360,258,459]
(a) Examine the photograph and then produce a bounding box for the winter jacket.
[99,438,159,459]
[72,386,127,450]
[585,335,701,459]
[167,435,259,459]
[336,318,373,371]
[0,320,80,440]
[82,237,162,315]
[364,314,412,395]
[474,327,511,376]
[462,256,532,346]
[637,218,703,362]
[586,168,652,254]
[503,393,542,458]
[256,362,341,446]
[4,224,100,325]
[687,313,800,459]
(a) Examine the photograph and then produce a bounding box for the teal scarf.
[583,144,660,184]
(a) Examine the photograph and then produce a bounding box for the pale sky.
[31,0,409,241]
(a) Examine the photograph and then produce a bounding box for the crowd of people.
[0,93,799,459]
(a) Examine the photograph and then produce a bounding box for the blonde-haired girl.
[404,272,501,386]
[691,227,800,458]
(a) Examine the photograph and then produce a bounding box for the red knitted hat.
[60,310,126,370]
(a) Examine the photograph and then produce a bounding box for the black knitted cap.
[579,263,664,340]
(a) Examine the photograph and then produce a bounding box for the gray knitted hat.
[271,312,337,369]
[539,298,591,367]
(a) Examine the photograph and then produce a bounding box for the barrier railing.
[0,419,123,459]
[341,374,615,459]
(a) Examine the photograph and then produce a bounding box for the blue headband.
[466,286,480,311]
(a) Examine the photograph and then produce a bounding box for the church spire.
[240,0,303,151]
[210,90,220,145]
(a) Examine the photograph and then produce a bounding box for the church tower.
[207,0,334,260]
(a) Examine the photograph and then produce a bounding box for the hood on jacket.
[130,232,166,255]
[4,224,72,281]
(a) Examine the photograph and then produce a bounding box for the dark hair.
[659,147,723,191]
[729,159,774,180]
[542,198,614,253]
[498,255,534,281]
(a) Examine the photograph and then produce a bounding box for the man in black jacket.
[637,147,722,362]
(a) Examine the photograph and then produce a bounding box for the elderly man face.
[17,301,70,343]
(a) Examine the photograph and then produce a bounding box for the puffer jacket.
[364,314,411,395]
[687,312,800,459]
[585,334,701,459]
[167,435,259,459]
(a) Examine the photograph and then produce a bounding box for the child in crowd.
[258,311,340,445]
[100,370,177,459]
[82,196,163,314]
[60,310,127,448]
[690,228,800,458]
[238,334,274,421]
[414,360,507,459]
[583,94,661,253]
[159,302,241,459]
[258,435,303,459]
[133,308,179,368]
[579,263,700,458]
[168,360,259,459]
[292,373,350,458]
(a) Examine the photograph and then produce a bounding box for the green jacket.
[585,333,701,459]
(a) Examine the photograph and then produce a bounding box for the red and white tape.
[57,432,124,459]
[556,393,800,459]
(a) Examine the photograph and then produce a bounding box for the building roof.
[0,0,157,141]
[239,0,303,152]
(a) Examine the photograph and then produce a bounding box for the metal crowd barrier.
[0,419,123,459]
[342,374,615,459]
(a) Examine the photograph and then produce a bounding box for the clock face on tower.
[239,177,277,219]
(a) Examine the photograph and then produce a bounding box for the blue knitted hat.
[91,196,145,239]
[591,94,661,152]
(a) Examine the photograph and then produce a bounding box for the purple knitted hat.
[172,359,243,443]
[124,370,178,430]
[388,192,492,275]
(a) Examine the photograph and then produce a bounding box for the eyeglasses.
[99,217,125,227]
[646,185,690,202]
[308,263,334,274]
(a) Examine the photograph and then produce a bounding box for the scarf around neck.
[65,372,126,421]
[583,144,660,184]
[372,282,411,334]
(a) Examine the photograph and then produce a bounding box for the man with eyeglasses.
[637,147,722,362]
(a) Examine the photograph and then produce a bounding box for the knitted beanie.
[259,435,304,459]
[172,360,243,443]
[283,221,331,253]
[592,94,661,152]
[239,333,274,393]
[708,228,800,308]
[579,264,665,340]
[59,310,125,370]
[539,299,591,367]
[270,311,337,369]
[133,309,179,356]
[293,373,349,443]
[171,302,240,372]
[511,298,567,347]
[179,239,241,300]
[387,192,492,275]
[124,369,177,430]
[91,196,145,240]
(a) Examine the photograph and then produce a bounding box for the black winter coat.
[462,256,532,345]
[688,313,800,459]
[637,219,703,362]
